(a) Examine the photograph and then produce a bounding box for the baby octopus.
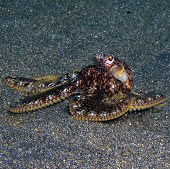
[4,53,166,121]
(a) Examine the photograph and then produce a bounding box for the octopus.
[4,53,166,121]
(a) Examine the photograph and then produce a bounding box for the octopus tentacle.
[69,92,133,121]
[4,75,37,92]
[4,74,76,95]
[129,92,167,111]
[69,91,167,121]
[9,83,76,113]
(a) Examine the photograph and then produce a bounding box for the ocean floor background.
[0,0,170,168]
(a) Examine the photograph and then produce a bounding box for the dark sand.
[0,0,169,168]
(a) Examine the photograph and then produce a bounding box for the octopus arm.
[9,83,76,113]
[69,92,133,121]
[4,74,76,95]
[129,92,167,111]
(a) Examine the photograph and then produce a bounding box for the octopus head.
[96,53,116,71]
[96,53,133,89]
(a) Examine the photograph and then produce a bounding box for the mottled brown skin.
[75,65,130,96]
[96,52,133,89]
[7,65,129,114]
[4,53,167,121]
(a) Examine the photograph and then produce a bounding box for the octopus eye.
[108,55,113,61]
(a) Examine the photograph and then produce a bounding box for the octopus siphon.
[4,53,167,121]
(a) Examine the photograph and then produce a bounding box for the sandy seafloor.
[0,0,170,168]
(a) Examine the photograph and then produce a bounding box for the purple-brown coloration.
[96,52,133,89]
[4,53,167,121]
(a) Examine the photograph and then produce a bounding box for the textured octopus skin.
[96,52,133,89]
[7,65,129,113]
[4,53,167,121]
